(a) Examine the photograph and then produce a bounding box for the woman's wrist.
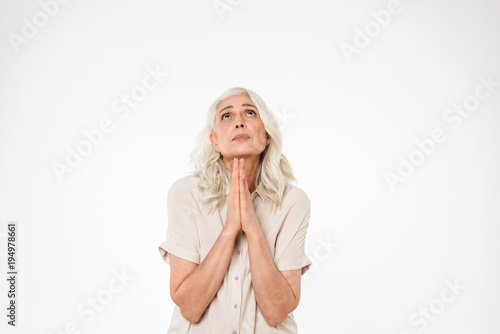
[243,221,264,241]
[221,223,240,239]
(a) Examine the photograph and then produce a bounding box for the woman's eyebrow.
[218,103,257,115]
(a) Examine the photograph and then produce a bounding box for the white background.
[1,0,499,333]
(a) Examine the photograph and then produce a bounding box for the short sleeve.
[274,189,312,275]
[158,180,201,265]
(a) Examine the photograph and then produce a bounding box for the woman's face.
[210,94,270,160]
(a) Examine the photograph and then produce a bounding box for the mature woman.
[158,87,312,333]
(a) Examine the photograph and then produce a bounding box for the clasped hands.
[225,158,260,236]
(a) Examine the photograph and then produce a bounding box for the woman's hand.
[224,157,260,235]
[223,158,242,236]
[239,158,260,235]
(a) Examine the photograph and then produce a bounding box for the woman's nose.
[235,118,245,128]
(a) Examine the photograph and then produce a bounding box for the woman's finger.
[238,158,244,200]
[237,158,241,193]
[231,158,239,202]
[239,158,250,209]
[231,158,238,189]
[241,158,249,193]
[240,159,245,187]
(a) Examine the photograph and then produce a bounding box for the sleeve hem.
[276,256,312,275]
[158,240,200,265]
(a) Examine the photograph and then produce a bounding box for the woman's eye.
[221,111,255,120]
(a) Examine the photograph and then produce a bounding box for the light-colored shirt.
[158,174,312,334]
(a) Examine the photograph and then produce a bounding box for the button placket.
[232,232,243,333]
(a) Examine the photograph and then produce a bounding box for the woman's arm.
[169,158,242,323]
[169,227,238,323]
[246,229,302,327]
[238,159,302,327]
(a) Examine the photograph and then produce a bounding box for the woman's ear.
[210,133,220,152]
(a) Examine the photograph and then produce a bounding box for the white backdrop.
[1,0,499,333]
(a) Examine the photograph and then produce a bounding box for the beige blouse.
[158,174,312,334]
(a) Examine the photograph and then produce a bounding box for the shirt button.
[234,276,239,280]
[232,331,237,334]
[237,250,241,255]
[234,304,238,308]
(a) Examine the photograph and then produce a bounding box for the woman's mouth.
[233,134,250,141]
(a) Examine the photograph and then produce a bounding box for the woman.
[158,87,312,333]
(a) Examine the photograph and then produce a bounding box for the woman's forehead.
[217,94,254,111]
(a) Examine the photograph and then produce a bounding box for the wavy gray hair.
[189,87,296,214]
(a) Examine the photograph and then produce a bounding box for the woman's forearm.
[246,226,299,327]
[172,226,239,323]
